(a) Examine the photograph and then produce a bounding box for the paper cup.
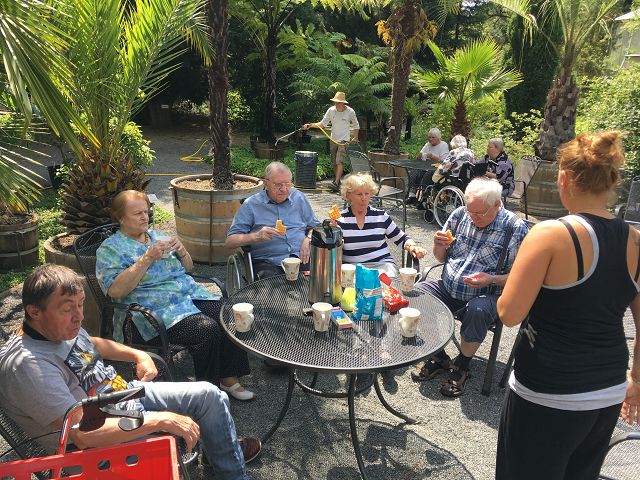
[311,302,332,332]
[232,303,254,332]
[399,267,420,292]
[281,257,301,281]
[341,264,356,288]
[154,231,174,258]
[398,307,420,337]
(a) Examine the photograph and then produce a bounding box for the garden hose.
[316,126,349,146]
[180,140,209,162]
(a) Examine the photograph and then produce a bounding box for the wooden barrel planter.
[526,161,568,219]
[43,233,101,336]
[170,174,263,264]
[368,150,410,192]
[0,217,39,271]
[252,142,285,160]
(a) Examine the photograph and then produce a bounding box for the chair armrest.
[608,431,640,449]
[419,263,444,282]
[379,176,407,194]
[122,304,171,364]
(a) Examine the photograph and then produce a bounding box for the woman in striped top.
[336,173,427,272]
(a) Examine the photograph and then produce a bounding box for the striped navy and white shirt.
[337,206,410,264]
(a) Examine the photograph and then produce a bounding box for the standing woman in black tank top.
[494,131,640,480]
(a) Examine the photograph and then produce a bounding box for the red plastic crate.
[0,435,179,480]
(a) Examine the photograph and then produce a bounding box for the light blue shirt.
[226,189,319,265]
[96,229,219,342]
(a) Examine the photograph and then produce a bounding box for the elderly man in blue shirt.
[226,162,320,280]
[411,178,529,397]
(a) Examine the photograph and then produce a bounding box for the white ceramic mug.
[281,257,301,281]
[232,303,254,332]
[399,267,420,292]
[311,302,332,332]
[154,231,174,258]
[398,307,420,337]
[341,264,356,288]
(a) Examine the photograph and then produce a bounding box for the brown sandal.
[411,355,452,382]
[440,367,471,397]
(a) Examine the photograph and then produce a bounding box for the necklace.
[144,232,150,244]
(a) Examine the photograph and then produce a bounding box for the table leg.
[373,374,418,424]
[261,368,295,444]
[347,374,368,480]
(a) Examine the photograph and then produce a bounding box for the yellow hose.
[315,126,349,146]
[180,140,209,162]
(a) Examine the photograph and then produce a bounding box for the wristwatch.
[491,276,497,286]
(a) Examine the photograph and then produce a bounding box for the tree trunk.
[260,27,277,144]
[207,0,233,189]
[451,100,470,140]
[534,63,578,161]
[383,39,411,155]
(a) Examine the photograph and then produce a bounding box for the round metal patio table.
[220,274,454,480]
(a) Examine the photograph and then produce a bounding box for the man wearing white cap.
[303,92,359,192]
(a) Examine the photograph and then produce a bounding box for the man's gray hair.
[264,162,292,180]
[489,138,505,152]
[450,134,467,149]
[465,177,503,205]
[428,128,442,140]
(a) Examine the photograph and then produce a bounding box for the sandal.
[411,355,452,382]
[440,367,471,398]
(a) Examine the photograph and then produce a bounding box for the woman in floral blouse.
[96,190,254,401]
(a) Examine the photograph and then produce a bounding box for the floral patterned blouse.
[96,229,219,342]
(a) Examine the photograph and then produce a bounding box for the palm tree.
[55,0,212,233]
[534,0,621,160]
[414,39,523,139]
[0,0,95,215]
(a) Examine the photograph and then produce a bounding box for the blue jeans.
[134,380,247,480]
[415,279,497,343]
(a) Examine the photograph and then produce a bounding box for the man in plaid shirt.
[412,178,529,397]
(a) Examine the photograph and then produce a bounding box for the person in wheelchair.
[0,265,261,478]
[226,161,320,280]
[335,173,427,277]
[411,178,529,397]
[96,190,254,401]
[417,134,476,210]
[484,138,515,198]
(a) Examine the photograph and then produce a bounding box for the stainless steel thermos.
[308,220,343,304]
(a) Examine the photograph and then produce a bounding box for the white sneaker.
[220,382,255,401]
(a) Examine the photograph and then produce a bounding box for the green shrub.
[121,121,155,168]
[228,90,252,128]
[577,66,640,177]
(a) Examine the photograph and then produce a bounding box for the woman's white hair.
[428,128,442,140]
[465,177,503,205]
[340,173,378,200]
[264,161,292,180]
[488,138,505,152]
[450,134,467,149]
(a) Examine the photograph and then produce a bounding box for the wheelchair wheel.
[423,208,435,223]
[433,185,465,227]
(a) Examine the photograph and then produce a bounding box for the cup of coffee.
[311,302,332,332]
[232,303,254,332]
[281,257,301,281]
[398,307,420,337]
[341,264,356,288]
[399,267,420,292]
[154,231,174,259]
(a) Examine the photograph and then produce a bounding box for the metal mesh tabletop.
[388,159,437,172]
[220,275,454,374]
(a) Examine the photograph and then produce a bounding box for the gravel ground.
[1,126,636,480]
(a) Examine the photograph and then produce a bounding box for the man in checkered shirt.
[411,178,529,397]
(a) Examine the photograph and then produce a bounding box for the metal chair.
[345,149,407,230]
[73,223,226,378]
[225,246,255,296]
[616,176,640,223]
[505,155,541,219]
[599,420,640,480]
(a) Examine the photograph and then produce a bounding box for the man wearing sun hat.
[303,92,359,192]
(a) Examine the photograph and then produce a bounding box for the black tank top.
[514,214,638,394]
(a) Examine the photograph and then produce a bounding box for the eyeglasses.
[266,180,293,190]
[465,205,493,218]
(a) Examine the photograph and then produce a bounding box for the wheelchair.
[225,246,255,296]
[421,161,488,227]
